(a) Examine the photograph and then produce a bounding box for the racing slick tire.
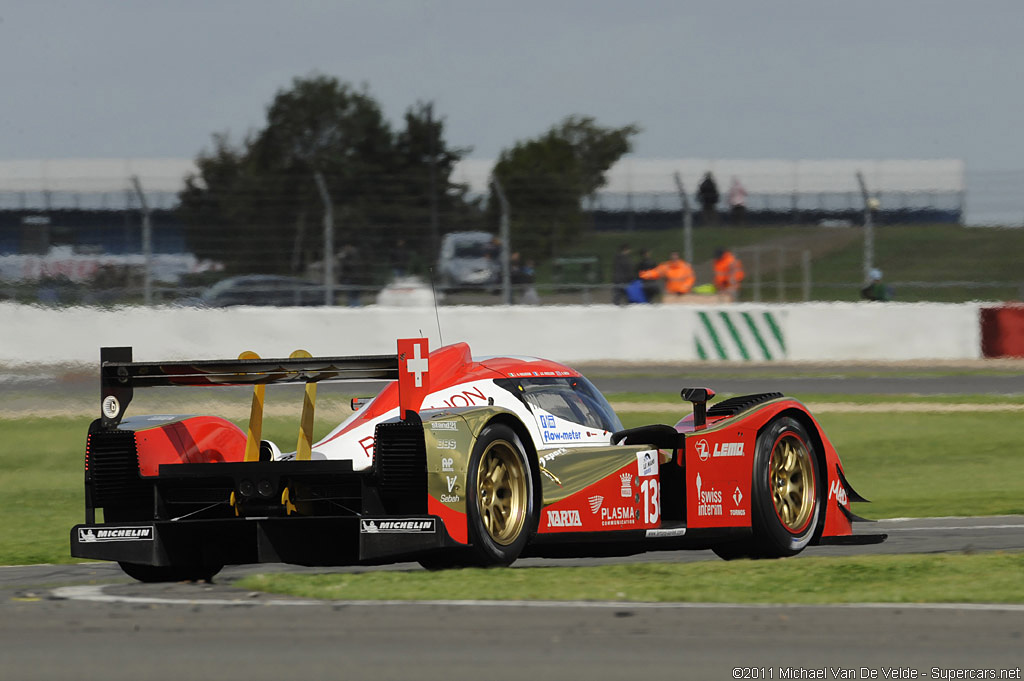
[714,416,821,560]
[118,561,223,583]
[464,423,537,567]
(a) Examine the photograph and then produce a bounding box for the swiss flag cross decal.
[397,337,430,418]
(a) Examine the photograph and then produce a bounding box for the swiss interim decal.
[691,473,746,525]
[695,473,723,517]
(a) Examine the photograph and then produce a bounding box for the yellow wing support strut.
[239,351,264,463]
[291,349,317,461]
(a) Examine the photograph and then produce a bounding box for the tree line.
[178,74,638,276]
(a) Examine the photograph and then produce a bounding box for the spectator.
[337,243,366,307]
[697,172,720,226]
[728,177,748,225]
[390,238,412,278]
[860,268,893,302]
[485,236,504,286]
[511,252,539,304]
[635,248,659,303]
[639,251,696,300]
[713,246,746,301]
[612,243,634,305]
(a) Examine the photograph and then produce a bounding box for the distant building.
[453,158,967,228]
[0,158,192,257]
[0,157,968,261]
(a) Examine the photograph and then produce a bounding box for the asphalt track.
[2,516,1022,681]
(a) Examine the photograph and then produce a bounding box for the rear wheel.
[464,424,536,566]
[118,562,223,583]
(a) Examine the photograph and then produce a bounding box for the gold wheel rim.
[769,434,815,533]
[475,440,528,546]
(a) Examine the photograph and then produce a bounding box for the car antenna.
[429,267,444,346]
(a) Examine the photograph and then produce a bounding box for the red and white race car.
[71,338,883,581]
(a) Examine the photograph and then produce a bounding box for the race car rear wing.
[98,338,431,461]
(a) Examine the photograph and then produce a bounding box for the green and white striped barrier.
[694,309,787,361]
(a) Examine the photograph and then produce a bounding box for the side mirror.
[680,387,716,429]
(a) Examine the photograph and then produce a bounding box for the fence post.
[130,176,152,306]
[426,102,440,259]
[674,172,693,265]
[802,249,811,301]
[774,242,782,299]
[313,172,335,306]
[491,177,512,305]
[753,246,762,303]
[856,170,874,282]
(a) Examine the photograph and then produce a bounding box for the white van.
[437,231,500,288]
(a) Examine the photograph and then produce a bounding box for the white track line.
[881,524,1024,532]
[49,584,1024,612]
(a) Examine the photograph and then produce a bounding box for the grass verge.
[235,552,1024,604]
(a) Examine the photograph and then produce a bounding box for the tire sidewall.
[465,423,536,566]
[751,416,821,556]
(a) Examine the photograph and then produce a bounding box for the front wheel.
[750,416,821,557]
[118,562,223,583]
[464,423,537,566]
[715,416,821,560]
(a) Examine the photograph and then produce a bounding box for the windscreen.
[453,241,490,258]
[514,376,623,433]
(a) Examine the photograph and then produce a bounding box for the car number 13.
[640,479,660,524]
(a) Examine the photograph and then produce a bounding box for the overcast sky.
[2,1,1021,170]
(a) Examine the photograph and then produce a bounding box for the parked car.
[197,275,324,307]
[437,231,500,288]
